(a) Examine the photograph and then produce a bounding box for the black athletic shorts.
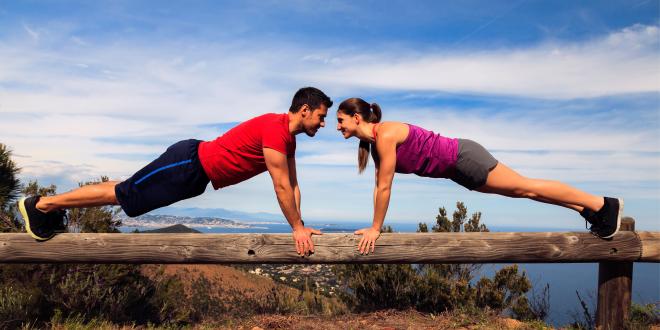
[449,139,499,191]
[115,139,210,217]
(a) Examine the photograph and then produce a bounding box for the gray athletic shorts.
[449,139,499,190]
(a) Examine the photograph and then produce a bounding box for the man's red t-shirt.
[198,113,296,190]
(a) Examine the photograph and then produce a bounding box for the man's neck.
[288,112,302,135]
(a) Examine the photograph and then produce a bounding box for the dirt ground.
[140,264,299,297]
[216,310,546,330]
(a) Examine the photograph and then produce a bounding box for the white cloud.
[70,36,87,46]
[306,24,660,99]
[0,22,658,228]
[22,23,38,41]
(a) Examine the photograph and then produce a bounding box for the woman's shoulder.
[377,121,409,145]
[379,121,408,130]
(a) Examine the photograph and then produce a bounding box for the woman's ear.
[353,113,361,125]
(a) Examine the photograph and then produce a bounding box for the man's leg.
[19,181,120,241]
[20,139,209,240]
[36,181,120,213]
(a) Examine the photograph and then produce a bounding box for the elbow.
[273,181,291,195]
[376,185,391,194]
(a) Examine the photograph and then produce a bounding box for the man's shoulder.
[250,112,286,122]
[230,113,282,131]
[253,113,289,131]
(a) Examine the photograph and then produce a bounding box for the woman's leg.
[36,181,120,213]
[476,162,604,212]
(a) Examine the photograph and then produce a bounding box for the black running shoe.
[18,196,55,241]
[588,197,624,239]
[580,208,597,222]
[49,210,68,233]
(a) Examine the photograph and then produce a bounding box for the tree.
[0,143,21,210]
[422,202,486,284]
[0,144,22,232]
[21,180,56,197]
[66,176,122,233]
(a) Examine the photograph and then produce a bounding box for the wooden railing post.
[596,217,635,330]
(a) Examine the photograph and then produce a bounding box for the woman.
[335,98,623,254]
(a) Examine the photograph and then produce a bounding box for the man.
[18,87,332,255]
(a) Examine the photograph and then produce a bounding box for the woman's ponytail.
[370,103,382,123]
[358,140,370,174]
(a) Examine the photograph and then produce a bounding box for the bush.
[335,202,543,321]
[626,302,660,329]
[0,180,200,327]
[0,285,40,329]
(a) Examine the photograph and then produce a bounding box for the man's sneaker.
[18,196,55,241]
[49,210,68,233]
[587,197,624,239]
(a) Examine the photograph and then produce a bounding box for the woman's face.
[336,111,359,139]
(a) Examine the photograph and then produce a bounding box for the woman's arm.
[356,131,397,254]
[373,148,379,209]
[373,134,396,230]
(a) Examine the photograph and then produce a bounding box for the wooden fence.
[1,217,657,329]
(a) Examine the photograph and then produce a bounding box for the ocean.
[121,221,660,327]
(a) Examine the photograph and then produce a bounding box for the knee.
[512,188,538,199]
[103,182,119,204]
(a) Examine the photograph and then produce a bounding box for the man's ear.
[299,104,310,117]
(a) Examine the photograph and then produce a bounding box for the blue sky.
[1,0,658,230]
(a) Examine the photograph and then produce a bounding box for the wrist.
[371,225,382,231]
[292,221,305,231]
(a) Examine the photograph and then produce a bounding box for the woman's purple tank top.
[390,124,459,178]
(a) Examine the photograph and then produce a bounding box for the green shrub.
[335,202,542,321]
[626,302,660,329]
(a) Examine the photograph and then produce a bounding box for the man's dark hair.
[289,87,333,113]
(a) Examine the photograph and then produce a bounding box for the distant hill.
[117,213,253,228]
[132,206,285,222]
[139,224,202,233]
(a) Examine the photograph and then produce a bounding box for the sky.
[1,0,659,230]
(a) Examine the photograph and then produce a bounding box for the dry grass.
[47,309,553,329]
[238,309,550,330]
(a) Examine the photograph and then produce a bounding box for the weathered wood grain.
[0,231,652,264]
[639,231,660,262]
[596,218,635,330]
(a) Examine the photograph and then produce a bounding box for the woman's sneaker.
[587,197,624,239]
[580,208,597,222]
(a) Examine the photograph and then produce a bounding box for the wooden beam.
[0,230,655,264]
[639,231,660,262]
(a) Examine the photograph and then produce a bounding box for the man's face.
[302,104,328,137]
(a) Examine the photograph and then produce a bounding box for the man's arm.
[288,157,301,216]
[264,148,320,255]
